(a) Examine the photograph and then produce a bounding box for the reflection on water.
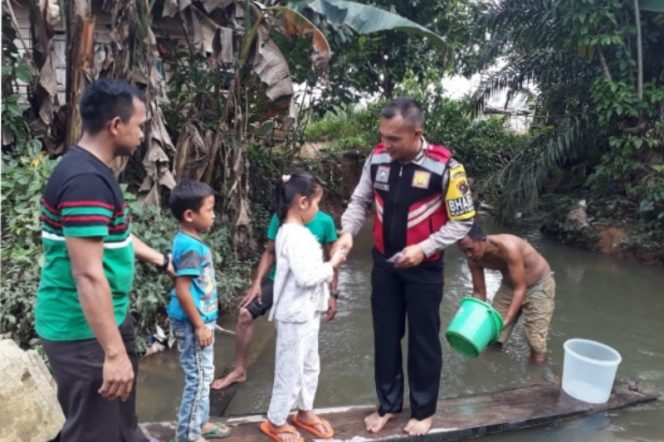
[137,216,664,440]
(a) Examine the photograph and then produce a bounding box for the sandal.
[202,422,232,439]
[292,414,334,439]
[259,420,304,442]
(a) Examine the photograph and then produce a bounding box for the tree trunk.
[633,0,643,100]
[382,70,393,99]
[597,45,613,83]
[65,0,95,149]
[209,73,255,258]
[27,0,61,152]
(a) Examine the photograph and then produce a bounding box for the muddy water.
[137,217,664,440]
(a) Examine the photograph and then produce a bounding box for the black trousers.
[371,250,444,420]
[42,316,148,442]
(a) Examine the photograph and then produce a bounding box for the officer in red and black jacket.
[334,97,475,436]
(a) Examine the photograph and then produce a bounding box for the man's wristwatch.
[157,252,170,273]
[330,290,340,299]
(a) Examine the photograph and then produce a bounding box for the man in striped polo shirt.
[36,79,172,441]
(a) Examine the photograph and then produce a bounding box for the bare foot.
[364,410,396,433]
[403,416,434,436]
[211,368,246,390]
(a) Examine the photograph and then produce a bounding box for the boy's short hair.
[79,78,145,134]
[467,222,486,241]
[169,180,215,221]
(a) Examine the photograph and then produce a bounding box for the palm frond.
[484,116,591,223]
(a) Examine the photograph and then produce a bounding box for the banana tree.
[15,0,447,255]
[156,0,447,254]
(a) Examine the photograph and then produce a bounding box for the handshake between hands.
[330,245,348,268]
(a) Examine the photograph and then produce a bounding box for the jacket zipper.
[389,164,403,253]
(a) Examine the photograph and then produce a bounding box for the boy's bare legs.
[364,411,397,433]
[404,416,434,436]
[211,307,254,390]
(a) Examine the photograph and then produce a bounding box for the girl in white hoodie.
[259,171,346,442]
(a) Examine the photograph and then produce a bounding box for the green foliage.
[247,145,289,222]
[466,0,664,227]
[588,79,664,224]
[0,36,45,346]
[282,0,471,111]
[1,54,36,156]
[160,45,232,132]
[0,148,58,348]
[297,0,447,50]
[0,151,252,352]
[304,77,528,180]
[304,101,381,152]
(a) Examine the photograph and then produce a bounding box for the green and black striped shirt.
[36,146,135,341]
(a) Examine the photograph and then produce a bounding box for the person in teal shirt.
[212,210,338,390]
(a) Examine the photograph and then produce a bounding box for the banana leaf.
[295,0,447,50]
[640,0,664,13]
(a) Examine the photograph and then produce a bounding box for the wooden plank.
[141,381,658,441]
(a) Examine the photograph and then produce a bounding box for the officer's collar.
[404,137,428,165]
[399,137,429,166]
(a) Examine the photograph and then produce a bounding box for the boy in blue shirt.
[168,180,230,442]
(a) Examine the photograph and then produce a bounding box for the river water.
[137,217,664,441]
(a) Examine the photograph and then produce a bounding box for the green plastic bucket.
[445,297,504,357]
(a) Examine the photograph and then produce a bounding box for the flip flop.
[202,423,232,439]
[259,420,304,442]
[291,414,335,439]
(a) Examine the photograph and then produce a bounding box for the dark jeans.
[42,316,148,442]
[371,249,444,420]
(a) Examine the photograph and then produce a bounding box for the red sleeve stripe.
[109,223,129,232]
[59,200,115,210]
[61,215,111,223]
[43,216,127,231]
[41,198,59,215]
[41,215,62,228]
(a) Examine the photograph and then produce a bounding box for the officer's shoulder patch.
[444,162,475,220]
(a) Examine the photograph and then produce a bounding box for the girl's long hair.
[275,171,321,223]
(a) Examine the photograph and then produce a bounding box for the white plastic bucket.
[562,338,622,404]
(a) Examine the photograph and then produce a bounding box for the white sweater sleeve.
[285,231,334,288]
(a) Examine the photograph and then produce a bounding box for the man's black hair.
[467,222,487,241]
[79,78,145,134]
[169,180,215,221]
[380,97,425,129]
